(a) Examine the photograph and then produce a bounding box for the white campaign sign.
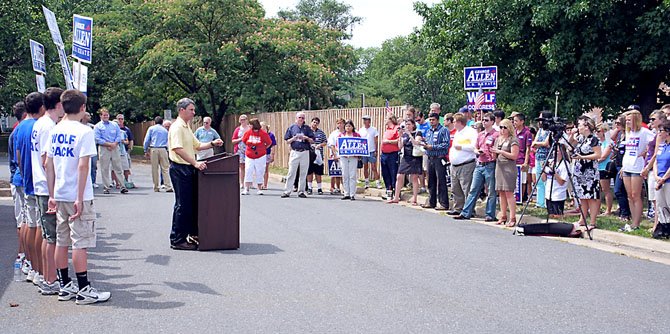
[36,74,46,93]
[72,62,88,93]
[42,6,64,47]
[57,47,74,89]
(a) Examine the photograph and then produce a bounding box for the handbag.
[357,158,363,169]
[412,144,424,157]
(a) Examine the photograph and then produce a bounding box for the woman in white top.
[620,110,655,231]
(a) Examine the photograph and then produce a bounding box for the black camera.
[536,114,567,141]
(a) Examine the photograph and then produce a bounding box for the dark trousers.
[380,152,399,191]
[170,162,198,245]
[427,156,449,208]
[614,166,631,218]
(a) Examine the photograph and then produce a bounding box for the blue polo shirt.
[284,124,314,151]
[14,118,37,195]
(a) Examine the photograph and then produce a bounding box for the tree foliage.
[416,0,670,119]
[277,0,361,39]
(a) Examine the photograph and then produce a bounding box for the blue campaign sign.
[72,14,93,63]
[29,40,46,74]
[328,159,342,176]
[466,91,496,110]
[337,137,369,157]
[464,66,498,90]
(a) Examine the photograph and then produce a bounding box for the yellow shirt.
[168,116,201,165]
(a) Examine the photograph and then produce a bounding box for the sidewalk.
[269,171,670,266]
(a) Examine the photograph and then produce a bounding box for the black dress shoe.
[170,242,197,251]
[421,204,436,209]
[434,207,447,211]
[454,215,469,220]
[447,210,461,216]
[281,193,290,198]
[341,195,351,200]
[485,216,497,222]
[298,192,307,198]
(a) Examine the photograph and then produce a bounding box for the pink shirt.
[476,128,499,163]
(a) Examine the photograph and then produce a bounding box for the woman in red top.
[241,118,273,195]
[380,113,401,198]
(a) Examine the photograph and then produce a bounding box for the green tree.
[277,0,361,39]
[416,0,670,119]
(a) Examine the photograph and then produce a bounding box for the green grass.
[520,205,655,239]
[130,146,145,156]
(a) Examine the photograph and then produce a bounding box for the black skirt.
[398,156,422,175]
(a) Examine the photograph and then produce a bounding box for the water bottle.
[13,258,22,282]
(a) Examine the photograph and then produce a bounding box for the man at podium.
[168,98,223,251]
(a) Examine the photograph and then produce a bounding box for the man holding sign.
[281,112,315,198]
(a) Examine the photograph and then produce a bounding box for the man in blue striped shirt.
[422,112,451,210]
[94,108,128,194]
[143,116,173,192]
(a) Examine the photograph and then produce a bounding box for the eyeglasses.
[297,116,305,119]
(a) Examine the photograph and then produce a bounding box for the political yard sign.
[467,91,496,110]
[337,137,369,157]
[72,15,93,63]
[464,66,498,90]
[29,40,46,74]
[42,6,63,47]
[328,159,342,176]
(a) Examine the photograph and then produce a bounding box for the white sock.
[317,182,322,190]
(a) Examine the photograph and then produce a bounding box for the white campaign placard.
[72,14,93,63]
[72,61,89,94]
[36,74,46,93]
[42,5,64,47]
[57,47,74,89]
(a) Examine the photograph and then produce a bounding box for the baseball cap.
[626,104,640,111]
[362,115,371,120]
[458,106,469,114]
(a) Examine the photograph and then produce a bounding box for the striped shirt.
[424,124,451,157]
[313,128,327,157]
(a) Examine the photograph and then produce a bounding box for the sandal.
[410,201,418,206]
[386,199,399,204]
[506,217,517,227]
[496,216,507,225]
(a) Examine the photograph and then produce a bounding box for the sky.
[258,0,441,49]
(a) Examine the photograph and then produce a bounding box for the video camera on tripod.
[536,111,568,142]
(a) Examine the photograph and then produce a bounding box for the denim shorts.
[622,171,641,177]
[361,153,377,164]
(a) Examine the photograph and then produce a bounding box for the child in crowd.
[542,149,569,219]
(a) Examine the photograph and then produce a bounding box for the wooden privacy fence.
[129,107,407,177]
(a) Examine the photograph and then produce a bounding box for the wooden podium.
[197,153,240,250]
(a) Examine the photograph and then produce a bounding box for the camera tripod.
[515,132,594,240]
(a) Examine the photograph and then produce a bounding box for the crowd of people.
[231,102,670,236]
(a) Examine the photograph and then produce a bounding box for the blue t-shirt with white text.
[14,118,37,195]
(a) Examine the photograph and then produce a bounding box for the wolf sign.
[337,137,368,157]
[72,15,93,63]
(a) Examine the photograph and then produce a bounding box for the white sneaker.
[364,180,370,189]
[257,189,264,195]
[92,183,99,189]
[22,260,32,275]
[76,285,111,305]
[376,180,383,189]
[39,281,60,295]
[32,273,44,286]
[241,188,249,195]
[58,281,79,301]
[26,270,36,282]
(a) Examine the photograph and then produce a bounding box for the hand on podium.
[194,161,207,170]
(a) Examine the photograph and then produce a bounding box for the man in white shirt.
[46,89,111,305]
[31,87,64,295]
[448,113,478,215]
[358,115,381,189]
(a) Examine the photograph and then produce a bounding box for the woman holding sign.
[388,119,423,205]
[336,120,362,200]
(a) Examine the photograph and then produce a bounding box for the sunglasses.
[650,118,657,122]
[483,119,491,122]
[661,128,670,133]
[500,126,507,129]
[615,122,622,125]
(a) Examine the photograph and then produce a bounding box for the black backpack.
[653,207,670,239]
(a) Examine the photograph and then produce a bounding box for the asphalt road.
[1,159,670,333]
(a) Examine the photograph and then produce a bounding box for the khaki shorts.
[120,154,130,171]
[24,194,40,228]
[56,201,97,249]
[37,195,57,244]
[648,173,657,201]
[11,185,26,228]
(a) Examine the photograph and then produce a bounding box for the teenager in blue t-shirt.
[13,92,46,285]
[653,121,670,234]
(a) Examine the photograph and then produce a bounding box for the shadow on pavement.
[0,201,19,301]
[163,281,221,295]
[145,254,170,266]
[216,243,283,256]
